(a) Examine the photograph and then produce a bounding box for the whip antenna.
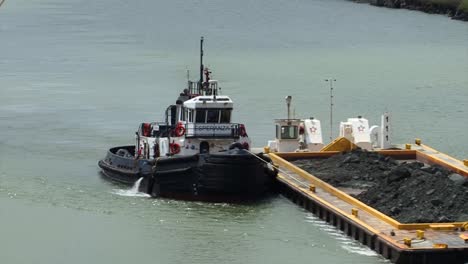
[325,78,336,141]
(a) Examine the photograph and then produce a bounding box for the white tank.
[339,122,353,141]
[303,118,324,151]
[342,117,372,150]
[369,125,381,148]
[340,113,392,150]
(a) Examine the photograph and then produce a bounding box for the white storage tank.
[340,116,372,150]
[303,118,324,151]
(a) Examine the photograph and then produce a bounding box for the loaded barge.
[263,96,468,263]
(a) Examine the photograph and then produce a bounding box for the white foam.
[304,213,378,257]
[341,244,379,257]
[112,177,150,197]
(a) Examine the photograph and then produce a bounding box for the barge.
[263,96,468,263]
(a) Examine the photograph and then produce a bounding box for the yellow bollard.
[464,160,468,167]
[459,233,468,242]
[415,138,421,145]
[403,238,412,247]
[405,144,412,150]
[416,230,425,239]
[309,185,316,192]
[351,208,359,217]
[263,146,270,154]
[433,243,448,249]
[462,222,468,231]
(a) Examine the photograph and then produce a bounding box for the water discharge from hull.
[112,177,150,197]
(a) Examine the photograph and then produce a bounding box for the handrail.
[185,123,240,138]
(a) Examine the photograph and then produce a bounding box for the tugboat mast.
[285,96,292,120]
[199,36,204,91]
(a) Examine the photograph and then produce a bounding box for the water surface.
[1,0,467,263]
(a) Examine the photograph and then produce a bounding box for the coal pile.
[292,149,468,223]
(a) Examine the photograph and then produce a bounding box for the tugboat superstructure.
[136,75,251,160]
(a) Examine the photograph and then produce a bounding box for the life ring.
[174,123,186,137]
[170,143,181,155]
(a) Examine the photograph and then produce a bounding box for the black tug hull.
[98,145,277,201]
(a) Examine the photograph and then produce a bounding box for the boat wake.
[112,178,150,198]
[304,214,380,258]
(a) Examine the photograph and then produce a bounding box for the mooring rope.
[243,149,273,166]
[243,149,309,187]
[275,166,310,187]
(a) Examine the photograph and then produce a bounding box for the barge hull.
[276,177,468,264]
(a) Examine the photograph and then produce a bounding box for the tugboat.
[98,37,277,201]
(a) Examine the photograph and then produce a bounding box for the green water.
[0,0,467,263]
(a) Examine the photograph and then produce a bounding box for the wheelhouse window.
[220,110,231,123]
[207,109,219,123]
[179,107,185,121]
[195,109,206,123]
[281,126,298,139]
[193,108,231,123]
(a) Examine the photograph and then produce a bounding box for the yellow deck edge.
[276,173,382,235]
[270,150,468,230]
[269,153,402,228]
[416,144,468,177]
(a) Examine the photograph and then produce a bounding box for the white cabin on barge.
[267,96,393,153]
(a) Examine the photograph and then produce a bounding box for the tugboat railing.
[185,123,240,138]
[188,81,202,96]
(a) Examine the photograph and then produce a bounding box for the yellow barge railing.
[268,143,468,231]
